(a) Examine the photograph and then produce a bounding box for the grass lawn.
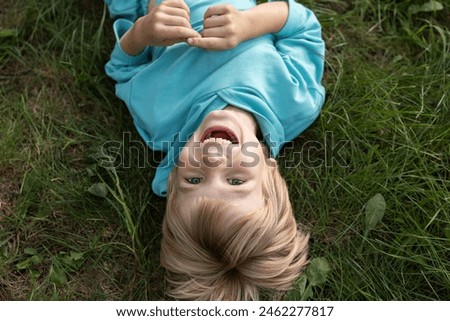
[0,0,448,300]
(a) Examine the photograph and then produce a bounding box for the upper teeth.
[203,137,232,144]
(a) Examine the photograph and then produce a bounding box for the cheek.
[237,145,265,168]
[178,145,202,169]
[177,147,189,167]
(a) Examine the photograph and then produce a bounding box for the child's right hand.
[139,0,201,46]
[121,0,201,55]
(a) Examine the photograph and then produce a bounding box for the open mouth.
[200,126,239,144]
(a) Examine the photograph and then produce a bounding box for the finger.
[163,0,191,14]
[159,26,201,40]
[201,26,227,38]
[202,23,238,39]
[162,6,190,22]
[188,37,217,50]
[203,14,230,29]
[162,37,194,46]
[203,4,235,19]
[161,14,192,29]
[188,37,235,50]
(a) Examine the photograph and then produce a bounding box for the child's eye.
[227,178,244,185]
[185,177,203,184]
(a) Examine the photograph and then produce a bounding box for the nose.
[201,141,226,167]
[200,140,237,169]
[201,152,226,168]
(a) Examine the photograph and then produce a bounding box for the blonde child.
[105,0,325,299]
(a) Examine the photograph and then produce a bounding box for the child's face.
[175,108,270,213]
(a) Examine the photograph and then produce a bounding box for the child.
[104,0,325,300]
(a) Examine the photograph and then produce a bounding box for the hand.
[123,0,200,54]
[141,0,201,46]
[188,5,249,50]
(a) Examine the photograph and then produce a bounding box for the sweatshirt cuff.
[112,18,150,65]
[271,0,307,38]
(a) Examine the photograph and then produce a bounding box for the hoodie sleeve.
[270,0,326,111]
[104,4,153,106]
[103,0,149,22]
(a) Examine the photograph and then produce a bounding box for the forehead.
[176,184,265,214]
[182,197,264,217]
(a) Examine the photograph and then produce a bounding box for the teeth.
[201,129,238,144]
[203,137,231,144]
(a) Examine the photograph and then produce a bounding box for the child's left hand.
[187,4,249,50]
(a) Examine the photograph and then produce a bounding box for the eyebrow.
[177,182,256,197]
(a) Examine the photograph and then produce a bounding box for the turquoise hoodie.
[104,0,325,197]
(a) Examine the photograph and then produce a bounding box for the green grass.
[0,0,448,300]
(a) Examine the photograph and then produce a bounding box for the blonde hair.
[160,161,309,300]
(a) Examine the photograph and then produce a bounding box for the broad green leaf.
[305,257,331,287]
[30,270,41,279]
[87,182,108,198]
[285,275,307,300]
[70,251,84,261]
[49,264,67,286]
[30,254,43,265]
[24,248,37,255]
[60,251,84,269]
[0,28,18,38]
[37,204,52,218]
[409,1,443,14]
[86,167,96,177]
[16,258,31,270]
[419,1,444,12]
[365,193,386,234]
[60,254,73,266]
[301,284,314,300]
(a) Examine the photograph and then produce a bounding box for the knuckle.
[153,26,165,40]
[153,11,164,21]
[175,26,185,37]
[224,4,233,12]
[205,7,214,18]
[201,29,210,38]
[223,14,232,24]
[154,24,168,38]
[226,24,237,36]
[175,0,185,8]
[180,17,191,28]
[153,23,163,34]
[225,38,238,49]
